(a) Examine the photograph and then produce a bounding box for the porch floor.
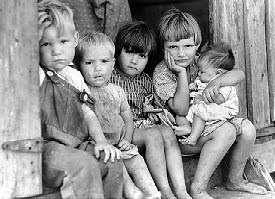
[209,186,275,199]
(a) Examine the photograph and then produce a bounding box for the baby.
[178,42,239,146]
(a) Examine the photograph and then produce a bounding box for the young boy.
[110,21,192,199]
[38,1,123,198]
[74,31,160,199]
[153,8,267,199]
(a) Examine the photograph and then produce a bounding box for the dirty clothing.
[110,67,155,128]
[186,78,239,136]
[88,83,160,197]
[59,0,132,40]
[40,68,123,199]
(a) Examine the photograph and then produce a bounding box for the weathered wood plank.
[0,0,42,198]
[209,0,247,118]
[266,0,275,121]
[243,0,270,129]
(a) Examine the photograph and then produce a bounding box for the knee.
[215,123,236,145]
[144,128,164,147]
[240,119,256,141]
[159,126,178,147]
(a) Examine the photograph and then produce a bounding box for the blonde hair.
[159,8,202,47]
[74,32,115,68]
[38,0,76,36]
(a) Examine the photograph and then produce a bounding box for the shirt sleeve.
[118,86,131,113]
[153,63,177,103]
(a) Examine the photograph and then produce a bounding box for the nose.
[177,47,186,57]
[52,44,62,55]
[130,54,138,65]
[94,63,102,71]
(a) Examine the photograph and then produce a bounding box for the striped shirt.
[110,67,153,121]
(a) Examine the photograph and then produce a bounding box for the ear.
[111,58,115,71]
[74,31,79,47]
[216,69,223,75]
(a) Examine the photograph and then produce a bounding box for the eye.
[185,44,194,48]
[61,39,69,44]
[85,61,92,65]
[139,54,148,59]
[102,59,109,63]
[40,42,50,47]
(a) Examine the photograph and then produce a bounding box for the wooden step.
[210,186,275,199]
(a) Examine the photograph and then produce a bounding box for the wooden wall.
[0,0,42,198]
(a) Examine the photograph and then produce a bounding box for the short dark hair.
[115,21,157,59]
[198,42,235,71]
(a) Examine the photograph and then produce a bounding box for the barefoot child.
[38,1,123,198]
[179,42,239,146]
[153,8,267,199]
[75,31,160,199]
[110,20,192,199]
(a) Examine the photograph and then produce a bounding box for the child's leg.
[179,122,236,199]
[43,141,106,199]
[133,128,176,199]
[122,163,144,199]
[156,125,192,199]
[124,154,160,198]
[225,119,267,194]
[180,115,205,146]
[174,115,192,136]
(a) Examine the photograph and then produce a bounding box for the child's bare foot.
[173,125,191,136]
[160,189,177,199]
[179,136,197,146]
[225,179,267,195]
[190,185,213,199]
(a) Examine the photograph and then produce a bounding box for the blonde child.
[38,1,123,198]
[75,32,160,199]
[110,21,192,199]
[179,42,239,146]
[153,8,267,199]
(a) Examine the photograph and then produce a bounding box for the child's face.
[118,48,148,77]
[39,25,78,72]
[80,45,115,87]
[164,37,199,68]
[197,59,217,83]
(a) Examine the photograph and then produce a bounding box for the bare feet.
[160,189,177,199]
[190,185,213,199]
[225,180,268,195]
[176,192,192,199]
[173,125,191,137]
[179,136,197,146]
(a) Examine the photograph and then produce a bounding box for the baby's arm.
[214,93,226,105]
[82,104,121,162]
[202,68,244,103]
[119,109,134,151]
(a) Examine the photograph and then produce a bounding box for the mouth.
[127,65,137,70]
[53,59,66,63]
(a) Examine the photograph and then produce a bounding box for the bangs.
[122,30,154,56]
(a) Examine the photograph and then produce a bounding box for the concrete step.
[209,186,275,199]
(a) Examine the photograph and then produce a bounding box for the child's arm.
[202,68,244,104]
[165,51,190,115]
[82,104,121,163]
[118,109,134,151]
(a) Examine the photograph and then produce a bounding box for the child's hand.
[148,112,160,123]
[202,80,220,104]
[38,11,52,41]
[94,141,121,163]
[118,139,132,151]
[165,51,185,74]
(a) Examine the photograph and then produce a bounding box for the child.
[110,21,192,199]
[153,8,267,199]
[75,31,160,199]
[38,1,123,198]
[179,42,239,146]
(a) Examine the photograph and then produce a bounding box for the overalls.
[40,69,123,199]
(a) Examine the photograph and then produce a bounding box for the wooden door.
[0,0,42,198]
